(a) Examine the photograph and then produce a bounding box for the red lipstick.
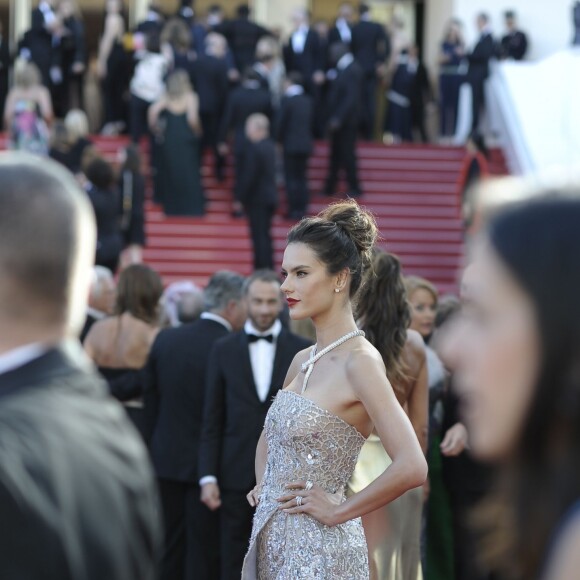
[286,298,300,308]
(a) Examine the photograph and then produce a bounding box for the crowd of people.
[2,153,580,580]
[0,1,533,271]
[5,4,575,580]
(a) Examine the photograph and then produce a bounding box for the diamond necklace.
[300,329,365,394]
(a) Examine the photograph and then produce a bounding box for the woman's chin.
[289,308,308,320]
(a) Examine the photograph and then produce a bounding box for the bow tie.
[247,333,274,343]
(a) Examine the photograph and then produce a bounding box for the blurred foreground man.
[0,153,161,580]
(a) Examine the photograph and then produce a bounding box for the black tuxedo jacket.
[237,138,278,206]
[276,92,313,155]
[216,18,271,72]
[199,329,311,492]
[0,342,160,579]
[218,84,272,151]
[328,24,352,48]
[351,20,390,76]
[143,317,230,483]
[28,7,55,86]
[500,30,528,60]
[327,60,364,129]
[467,33,495,82]
[191,54,229,115]
[283,28,323,83]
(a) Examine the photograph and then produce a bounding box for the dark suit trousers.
[220,489,255,580]
[244,204,275,270]
[470,78,486,133]
[325,126,360,195]
[130,94,151,144]
[157,479,220,580]
[360,75,377,140]
[200,111,225,180]
[283,153,309,214]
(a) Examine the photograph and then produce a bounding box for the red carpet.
[7,136,508,294]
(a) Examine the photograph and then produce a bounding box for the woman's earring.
[335,288,340,293]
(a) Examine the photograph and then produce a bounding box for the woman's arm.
[186,92,201,135]
[3,90,14,129]
[37,87,54,124]
[147,97,165,131]
[335,353,427,523]
[405,332,429,454]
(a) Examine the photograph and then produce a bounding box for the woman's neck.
[312,305,358,351]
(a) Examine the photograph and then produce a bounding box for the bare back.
[84,312,159,369]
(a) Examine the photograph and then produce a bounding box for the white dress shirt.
[336,18,352,44]
[245,319,282,403]
[292,25,309,54]
[0,343,47,377]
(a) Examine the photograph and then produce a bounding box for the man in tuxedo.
[351,3,390,140]
[466,13,495,133]
[0,153,160,579]
[79,265,116,343]
[276,73,314,219]
[191,32,230,181]
[500,11,528,61]
[328,2,354,48]
[283,8,325,94]
[218,68,273,216]
[237,114,278,270]
[324,42,363,198]
[199,270,311,580]
[26,0,60,89]
[216,4,271,74]
[143,270,247,580]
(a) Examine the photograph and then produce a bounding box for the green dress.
[157,109,205,216]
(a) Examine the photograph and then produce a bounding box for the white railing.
[488,49,580,175]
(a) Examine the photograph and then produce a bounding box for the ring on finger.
[296,496,303,507]
[305,481,314,491]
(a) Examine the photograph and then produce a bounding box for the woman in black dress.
[148,69,205,216]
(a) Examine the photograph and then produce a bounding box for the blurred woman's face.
[444,241,540,461]
[408,288,437,338]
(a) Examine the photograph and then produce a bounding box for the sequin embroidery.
[241,390,369,579]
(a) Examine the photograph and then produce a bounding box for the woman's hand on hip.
[276,481,343,527]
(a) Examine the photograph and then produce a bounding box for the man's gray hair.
[90,266,114,300]
[242,269,281,295]
[204,271,245,312]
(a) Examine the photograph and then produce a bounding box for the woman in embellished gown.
[349,250,428,580]
[242,200,428,579]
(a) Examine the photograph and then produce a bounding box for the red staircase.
[5,136,508,294]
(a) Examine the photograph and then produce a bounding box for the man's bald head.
[0,153,96,338]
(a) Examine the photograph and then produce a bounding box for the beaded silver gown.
[241,389,369,579]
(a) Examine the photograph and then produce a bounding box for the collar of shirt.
[201,312,233,332]
[361,13,372,22]
[336,18,352,42]
[87,307,107,321]
[337,52,354,70]
[244,319,282,339]
[0,343,48,377]
[285,85,304,97]
[146,10,161,21]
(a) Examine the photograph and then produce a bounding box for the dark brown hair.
[475,197,580,579]
[287,199,378,298]
[115,264,163,324]
[356,249,410,389]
